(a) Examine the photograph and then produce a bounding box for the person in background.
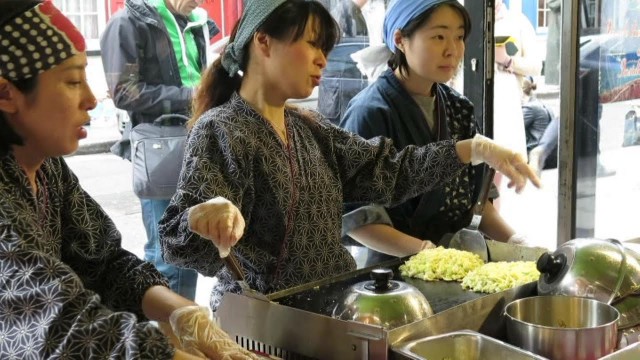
[100,0,219,300]
[544,0,561,86]
[0,1,255,359]
[522,77,558,176]
[492,0,542,209]
[159,0,540,311]
[338,0,531,264]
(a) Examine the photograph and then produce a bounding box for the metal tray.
[391,330,546,360]
[601,343,640,360]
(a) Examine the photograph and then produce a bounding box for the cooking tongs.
[222,253,270,301]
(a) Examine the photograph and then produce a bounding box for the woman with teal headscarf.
[339,0,533,259]
[159,0,540,311]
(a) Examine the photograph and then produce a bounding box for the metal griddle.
[270,260,485,316]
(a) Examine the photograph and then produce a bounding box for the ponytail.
[188,58,242,129]
[188,0,340,130]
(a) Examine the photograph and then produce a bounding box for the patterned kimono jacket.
[0,154,173,359]
[340,69,486,243]
[159,93,466,310]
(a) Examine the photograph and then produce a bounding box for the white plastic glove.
[470,134,542,193]
[188,197,245,258]
[169,306,258,360]
[507,233,532,247]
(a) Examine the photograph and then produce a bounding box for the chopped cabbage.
[461,261,540,293]
[399,247,484,281]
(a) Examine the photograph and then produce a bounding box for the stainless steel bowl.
[505,296,619,360]
[392,330,546,360]
[332,268,433,329]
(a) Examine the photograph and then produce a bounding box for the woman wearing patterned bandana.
[338,0,531,264]
[159,0,541,311]
[0,1,256,359]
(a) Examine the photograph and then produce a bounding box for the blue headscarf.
[383,0,471,52]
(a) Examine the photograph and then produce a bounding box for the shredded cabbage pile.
[399,247,484,281]
[461,261,540,293]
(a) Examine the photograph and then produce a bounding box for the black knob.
[364,268,397,292]
[536,252,566,283]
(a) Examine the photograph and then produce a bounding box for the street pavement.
[65,142,640,307]
[65,152,217,306]
[71,60,640,305]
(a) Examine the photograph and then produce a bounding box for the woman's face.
[399,5,466,85]
[7,53,96,159]
[265,17,328,100]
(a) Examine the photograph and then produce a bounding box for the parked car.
[317,36,369,125]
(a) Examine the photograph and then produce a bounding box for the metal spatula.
[222,252,270,301]
[447,166,495,262]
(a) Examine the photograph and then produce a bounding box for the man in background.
[100,0,219,300]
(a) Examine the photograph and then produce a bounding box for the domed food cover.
[332,268,434,329]
[536,238,640,329]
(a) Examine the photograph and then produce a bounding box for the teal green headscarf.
[221,0,287,76]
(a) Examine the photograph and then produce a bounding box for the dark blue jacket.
[340,69,485,242]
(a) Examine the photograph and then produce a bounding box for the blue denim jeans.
[141,198,197,300]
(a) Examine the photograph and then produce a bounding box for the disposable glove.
[470,134,542,193]
[507,233,532,247]
[169,305,258,360]
[188,197,245,257]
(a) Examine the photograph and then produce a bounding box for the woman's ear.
[253,32,271,58]
[393,29,406,53]
[0,78,19,114]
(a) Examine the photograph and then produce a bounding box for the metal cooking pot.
[332,268,434,329]
[505,295,620,360]
[536,238,640,329]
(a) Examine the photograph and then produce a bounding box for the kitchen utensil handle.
[472,166,496,216]
[222,252,245,282]
[607,238,628,304]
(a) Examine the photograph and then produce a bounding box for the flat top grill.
[269,258,486,317]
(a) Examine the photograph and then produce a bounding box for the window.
[537,0,550,28]
[53,0,106,51]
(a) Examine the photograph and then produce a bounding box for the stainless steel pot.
[332,268,434,329]
[505,295,620,360]
[536,238,640,329]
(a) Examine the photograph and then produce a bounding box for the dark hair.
[523,76,537,96]
[0,0,43,156]
[388,3,471,77]
[189,0,340,128]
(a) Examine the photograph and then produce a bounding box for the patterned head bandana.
[221,0,287,76]
[383,0,470,52]
[0,1,86,81]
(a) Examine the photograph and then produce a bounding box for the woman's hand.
[188,197,245,257]
[169,306,258,360]
[469,134,542,193]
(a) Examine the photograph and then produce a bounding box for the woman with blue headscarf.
[159,0,540,311]
[340,0,533,258]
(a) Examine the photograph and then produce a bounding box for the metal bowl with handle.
[505,295,619,360]
[536,238,640,329]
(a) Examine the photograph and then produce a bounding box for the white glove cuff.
[470,133,488,166]
[507,233,529,246]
